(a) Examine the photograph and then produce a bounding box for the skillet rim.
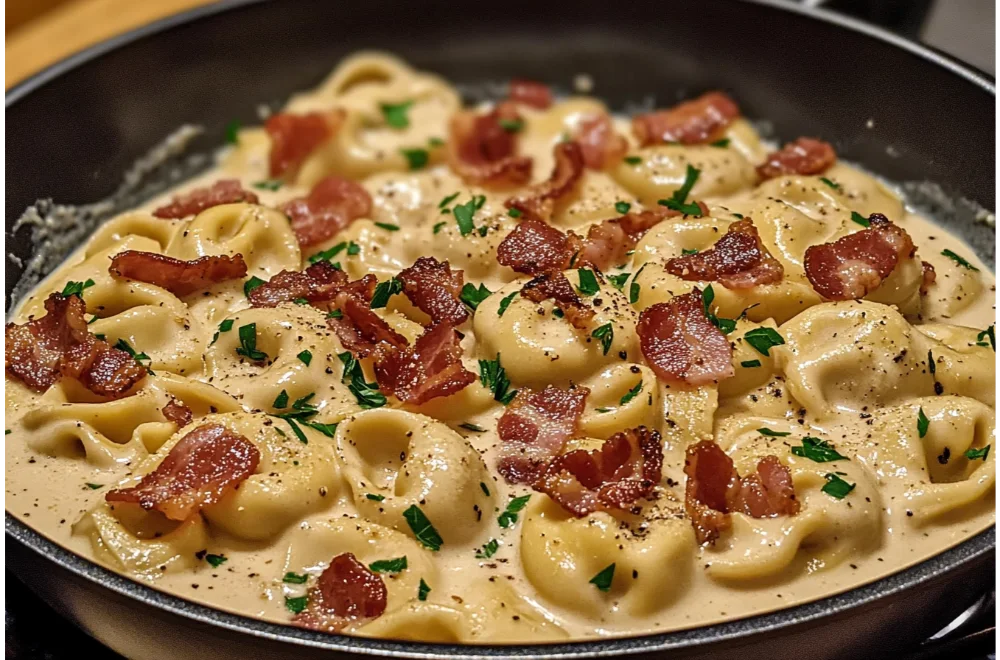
[5,0,996,656]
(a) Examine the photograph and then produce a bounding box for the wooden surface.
[5,0,217,89]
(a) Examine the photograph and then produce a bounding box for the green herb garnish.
[607,272,630,290]
[479,354,518,405]
[403,505,443,551]
[710,138,730,148]
[657,165,703,216]
[283,572,308,584]
[476,539,500,559]
[821,473,855,499]
[917,407,930,438]
[757,428,790,437]
[498,118,524,133]
[819,177,841,191]
[370,277,403,309]
[284,596,308,614]
[976,325,995,350]
[224,120,241,145]
[338,351,387,409]
[741,359,761,368]
[576,268,600,296]
[369,557,408,573]
[589,563,615,592]
[205,554,228,568]
[850,212,870,228]
[965,445,991,461]
[235,323,268,361]
[497,290,518,317]
[620,380,643,405]
[381,100,414,129]
[743,327,785,356]
[498,495,531,528]
[615,201,632,214]
[592,323,614,355]
[61,279,95,298]
[252,179,283,191]
[400,147,429,170]
[508,207,523,218]
[366,493,386,502]
[244,276,266,297]
[941,249,979,271]
[791,437,847,463]
[480,482,491,496]
[459,422,486,432]
[624,156,642,166]
[297,350,312,366]
[460,283,492,310]
[701,285,737,335]
[418,578,431,600]
[114,338,155,373]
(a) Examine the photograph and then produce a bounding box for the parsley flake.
[400,147,429,170]
[614,201,632,214]
[757,428,790,437]
[369,557,408,573]
[370,277,403,309]
[624,156,642,166]
[460,283,492,310]
[741,359,761,368]
[710,138,731,148]
[620,380,643,405]
[61,279,95,298]
[235,323,268,361]
[941,249,979,271]
[433,221,447,234]
[508,207,523,218]
[629,264,646,304]
[297,350,313,366]
[821,473,856,499]
[439,192,460,209]
[497,290,519,317]
[965,445,991,461]
[851,211,870,227]
[418,578,431,600]
[285,596,308,614]
[85,482,103,490]
[576,268,600,296]
[498,118,524,133]
[252,179,283,191]
[743,327,785,356]
[498,495,531,528]
[211,318,235,345]
[282,572,308,584]
[452,197,483,236]
[338,351,387,409]
[114,338,154,373]
[657,165,703,216]
[476,539,500,559]
[977,325,995,351]
[205,554,228,568]
[592,323,614,355]
[403,505,443,551]
[791,437,847,462]
[273,389,290,409]
[374,221,400,232]
[380,100,414,128]
[819,177,841,191]
[479,354,518,405]
[917,407,930,438]
[366,493,386,502]
[480,482,491,496]
[243,276,266,297]
[607,272,630,290]
[224,120,241,145]
[701,285,737,335]
[589,563,615,592]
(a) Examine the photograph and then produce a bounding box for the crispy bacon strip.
[756,137,837,180]
[109,250,248,297]
[637,290,734,386]
[294,553,388,633]
[5,293,146,397]
[663,218,784,289]
[575,208,679,272]
[508,79,553,109]
[574,114,629,170]
[632,92,740,146]
[328,290,408,357]
[373,323,474,405]
[281,175,373,248]
[248,261,349,308]
[804,213,915,300]
[448,102,533,186]
[521,272,596,330]
[497,385,590,484]
[105,423,259,521]
[396,257,468,326]
[162,399,193,428]
[534,426,663,516]
[505,142,584,221]
[152,179,259,219]
[266,110,345,179]
[496,218,580,276]
[684,440,798,543]
[920,260,936,295]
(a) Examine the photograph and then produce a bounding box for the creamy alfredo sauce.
[5,53,996,643]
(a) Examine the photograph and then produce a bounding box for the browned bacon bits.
[448,103,533,186]
[5,293,146,397]
[328,291,408,357]
[535,426,663,516]
[162,399,193,428]
[575,208,678,272]
[684,440,798,543]
[496,218,578,276]
[756,138,837,180]
[574,114,629,170]
[637,290,734,386]
[663,218,784,289]
[152,179,259,219]
[281,175,373,248]
[632,92,740,146]
[105,423,260,521]
[396,257,468,326]
[521,272,596,330]
[508,79,554,109]
[505,142,585,221]
[373,323,475,405]
[294,553,388,633]
[248,261,349,308]
[109,251,248,297]
[266,110,345,179]
[804,213,915,300]
[496,385,590,484]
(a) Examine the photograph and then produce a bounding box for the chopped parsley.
[965,445,991,461]
[369,557,408,573]
[589,563,615,592]
[205,554,228,568]
[479,354,518,405]
[614,201,632,214]
[792,437,847,462]
[576,268,600,296]
[61,279,95,298]
[403,505,443,551]
[380,100,414,128]
[418,578,432,601]
[596,407,612,413]
[498,118,524,133]
[607,272,630,290]
[243,276,266,297]
[741,359,761,368]
[629,264,646,304]
[273,389,290,409]
[297,350,313,366]
[620,380,643,405]
[282,572,308,584]
[224,120,241,145]
[366,493,386,502]
[374,221,400,232]
[819,177,841,191]
[305,421,338,438]
[433,221,447,234]
[476,539,500,559]
[235,323,268,361]
[460,283,492,310]
[850,211,870,228]
[941,249,979,271]
[508,207,523,218]
[480,482,491,497]
[592,323,614,355]
[977,325,995,350]
[252,179,283,191]
[681,248,699,255]
[459,422,486,433]
[327,309,343,319]
[338,351,387,409]
[701,285,736,335]
[370,277,403,309]
[114,338,154,373]
[284,596,308,614]
[498,495,531,528]
[308,241,359,264]
[438,192,460,209]
[917,407,930,438]
[657,165,703,216]
[710,138,730,148]
[428,137,445,147]
[821,473,855,499]
[743,327,785,356]
[497,290,519,317]
[453,195,486,236]
[85,483,103,490]
[624,156,642,166]
[400,147,429,170]
[757,428,790,437]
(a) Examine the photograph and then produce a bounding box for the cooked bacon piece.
[248,261,349,308]
[294,553,388,633]
[497,385,590,484]
[152,179,259,219]
[5,293,145,397]
[162,399,193,428]
[574,114,629,170]
[396,257,468,326]
[804,213,916,300]
[756,138,837,180]
[105,423,259,521]
[534,426,663,516]
[373,323,475,405]
[920,260,936,295]
[328,291,408,357]
[663,218,784,289]
[281,175,373,248]
[637,290,734,386]
[448,103,533,186]
[521,272,596,330]
[508,79,553,109]
[632,92,740,146]
[109,251,248,297]
[684,440,798,543]
[496,218,579,276]
[266,110,345,179]
[576,208,679,271]
[505,142,585,221]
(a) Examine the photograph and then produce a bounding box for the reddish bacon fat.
[684,440,798,543]
[535,426,663,516]
[281,175,373,248]
[294,553,388,633]
[329,290,408,357]
[637,290,734,386]
[508,79,553,110]
[162,400,193,428]
[521,272,596,330]
[248,261,349,308]
[397,257,468,326]
[756,138,837,180]
[804,213,915,300]
[152,179,259,219]
[106,423,259,521]
[497,385,589,484]
[373,323,475,405]
[266,110,345,179]
[448,103,533,186]
[5,293,146,397]
[574,114,629,170]
[505,142,584,221]
[664,218,784,289]
[632,92,740,146]
[109,251,248,297]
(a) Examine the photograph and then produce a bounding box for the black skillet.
[5,1,995,658]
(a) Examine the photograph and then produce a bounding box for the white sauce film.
[5,52,996,643]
